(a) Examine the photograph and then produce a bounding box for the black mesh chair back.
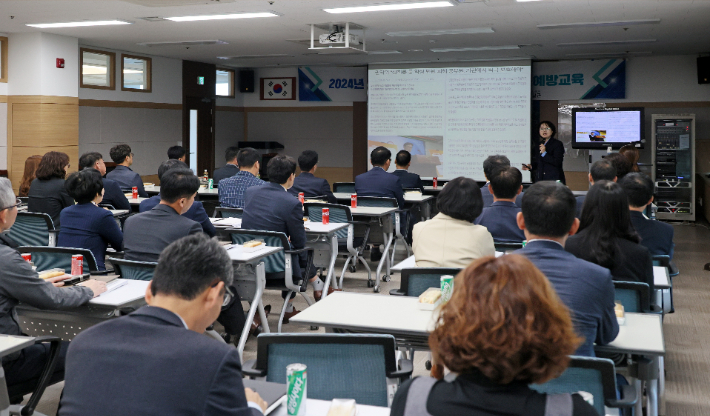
[333,182,356,193]
[6,212,56,247]
[613,281,652,313]
[214,207,243,218]
[390,268,462,297]
[18,246,99,274]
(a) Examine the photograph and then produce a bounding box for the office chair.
[107,258,158,281]
[6,212,57,247]
[213,207,243,218]
[332,182,356,193]
[17,246,101,275]
[389,267,462,297]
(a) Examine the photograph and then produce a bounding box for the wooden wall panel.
[10,145,78,189]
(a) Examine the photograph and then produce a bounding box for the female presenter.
[522,121,565,184]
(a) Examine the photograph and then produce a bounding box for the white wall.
[214,110,244,168]
[0,103,6,170]
[8,32,78,97]
[623,55,710,102]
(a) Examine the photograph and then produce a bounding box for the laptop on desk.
[242,379,287,415]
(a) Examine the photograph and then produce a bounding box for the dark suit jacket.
[213,163,239,186]
[575,195,585,218]
[242,182,307,278]
[106,165,148,197]
[474,201,525,242]
[515,240,618,357]
[565,229,655,294]
[288,172,336,203]
[531,137,565,183]
[27,178,74,227]
[122,204,202,262]
[391,169,423,192]
[630,211,674,260]
[139,195,216,237]
[58,203,123,270]
[481,184,523,208]
[355,167,405,209]
[59,306,261,416]
[101,178,131,210]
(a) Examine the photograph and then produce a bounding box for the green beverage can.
[287,363,307,415]
[440,275,454,303]
[208,179,214,190]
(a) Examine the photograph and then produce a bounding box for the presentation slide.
[574,111,641,144]
[368,65,531,182]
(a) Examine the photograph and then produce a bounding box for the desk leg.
[321,235,338,298]
[659,356,666,416]
[236,262,267,363]
[374,231,394,293]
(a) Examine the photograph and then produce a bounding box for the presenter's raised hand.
[521,164,531,171]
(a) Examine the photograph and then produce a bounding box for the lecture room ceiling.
[0,0,709,68]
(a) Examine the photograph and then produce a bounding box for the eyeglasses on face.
[540,127,552,131]
[0,198,22,211]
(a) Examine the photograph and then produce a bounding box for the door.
[184,96,215,176]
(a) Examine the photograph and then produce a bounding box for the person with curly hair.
[27,151,74,226]
[390,254,596,416]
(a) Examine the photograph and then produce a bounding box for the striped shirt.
[218,171,266,208]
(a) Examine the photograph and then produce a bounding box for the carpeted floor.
[26,221,710,415]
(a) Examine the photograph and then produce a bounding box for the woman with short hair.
[523,121,566,183]
[27,151,74,226]
[412,177,494,268]
[58,169,123,271]
[391,255,596,416]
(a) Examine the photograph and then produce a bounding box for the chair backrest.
[7,212,55,247]
[356,196,401,231]
[254,333,398,407]
[613,281,651,313]
[494,241,524,252]
[303,203,352,239]
[399,268,462,297]
[18,246,99,273]
[98,203,116,210]
[333,182,356,193]
[214,207,243,218]
[530,355,618,416]
[227,229,290,274]
[108,258,158,281]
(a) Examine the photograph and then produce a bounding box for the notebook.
[242,379,287,415]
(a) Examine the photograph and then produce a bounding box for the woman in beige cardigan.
[412,177,495,268]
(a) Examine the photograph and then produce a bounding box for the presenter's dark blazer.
[106,165,148,197]
[481,184,523,208]
[474,201,525,242]
[122,204,202,262]
[531,137,566,183]
[242,182,308,279]
[139,195,216,237]
[58,203,123,271]
[391,169,424,192]
[101,178,131,210]
[213,163,240,186]
[288,172,337,203]
[355,167,405,209]
[515,240,618,357]
[59,306,261,416]
[630,211,674,259]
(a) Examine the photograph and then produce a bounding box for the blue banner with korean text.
[532,59,625,100]
[298,66,367,102]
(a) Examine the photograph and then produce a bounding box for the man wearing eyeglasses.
[0,178,107,402]
[59,233,267,416]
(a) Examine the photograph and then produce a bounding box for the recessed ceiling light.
[324,1,455,14]
[369,50,403,54]
[408,49,424,52]
[386,27,494,37]
[557,39,656,47]
[138,40,228,47]
[217,54,293,60]
[431,45,520,52]
[516,0,542,2]
[26,20,131,28]
[538,19,661,29]
[164,12,278,22]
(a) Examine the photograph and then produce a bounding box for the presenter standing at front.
[522,121,565,184]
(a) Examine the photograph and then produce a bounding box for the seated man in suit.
[288,150,336,203]
[475,166,526,242]
[59,233,266,416]
[576,159,616,218]
[514,181,618,357]
[167,145,186,162]
[123,168,202,262]
[105,144,148,198]
[0,178,106,402]
[391,150,423,192]
[78,152,130,210]
[620,172,674,259]
[219,147,265,209]
[242,155,327,322]
[140,159,216,237]
[213,146,240,186]
[481,155,523,208]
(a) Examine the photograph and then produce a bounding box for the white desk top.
[596,312,665,356]
[270,398,389,416]
[350,207,397,216]
[125,196,148,205]
[0,335,35,358]
[291,292,436,337]
[333,192,433,203]
[109,209,130,217]
[144,185,218,195]
[89,279,149,307]
[392,253,504,271]
[304,222,348,234]
[422,186,443,192]
[210,217,242,228]
[653,266,670,289]
[226,245,282,263]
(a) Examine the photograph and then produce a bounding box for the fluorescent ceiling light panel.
[538,19,661,29]
[324,1,454,14]
[431,45,520,52]
[565,51,652,57]
[386,27,494,37]
[165,12,278,22]
[26,20,131,28]
[138,40,227,46]
[517,0,542,2]
[368,50,403,54]
[558,39,656,47]
[217,54,293,59]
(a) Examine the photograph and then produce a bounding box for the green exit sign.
[197,76,205,85]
